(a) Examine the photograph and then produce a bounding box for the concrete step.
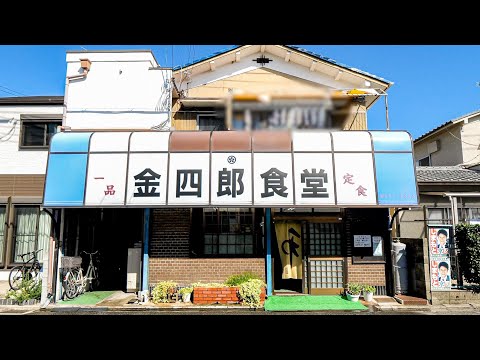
[394,294,429,306]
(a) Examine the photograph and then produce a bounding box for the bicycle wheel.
[63,271,78,299]
[8,266,25,290]
[74,268,86,295]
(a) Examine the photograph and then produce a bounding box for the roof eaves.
[415,109,480,143]
[172,45,243,71]
[0,96,64,105]
[284,45,393,85]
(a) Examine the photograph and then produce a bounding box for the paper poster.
[428,225,452,291]
[372,236,383,256]
[430,258,451,290]
[354,235,371,248]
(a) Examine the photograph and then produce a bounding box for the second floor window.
[20,118,61,148]
[417,156,431,166]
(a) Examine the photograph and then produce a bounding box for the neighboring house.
[415,109,480,167]
[40,44,421,304]
[0,96,63,284]
[397,110,480,304]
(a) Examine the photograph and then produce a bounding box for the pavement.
[2,291,480,315]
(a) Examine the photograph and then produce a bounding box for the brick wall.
[149,258,265,285]
[344,208,388,287]
[345,257,385,285]
[193,286,266,305]
[150,208,190,257]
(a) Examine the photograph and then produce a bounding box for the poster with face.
[428,225,453,291]
[430,258,451,290]
[428,226,451,256]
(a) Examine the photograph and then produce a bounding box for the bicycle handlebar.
[19,249,43,258]
[81,250,99,256]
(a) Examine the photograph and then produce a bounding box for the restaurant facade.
[38,45,419,302]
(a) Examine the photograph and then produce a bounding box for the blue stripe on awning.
[43,154,88,206]
[370,131,412,152]
[49,132,92,153]
[374,153,418,205]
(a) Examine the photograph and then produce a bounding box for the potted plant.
[179,286,193,303]
[345,282,362,302]
[362,285,376,302]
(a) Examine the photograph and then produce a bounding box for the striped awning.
[43,130,419,208]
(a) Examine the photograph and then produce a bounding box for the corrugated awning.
[43,130,419,208]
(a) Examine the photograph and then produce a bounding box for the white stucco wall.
[414,125,464,166]
[64,51,172,130]
[0,105,63,174]
[460,115,480,166]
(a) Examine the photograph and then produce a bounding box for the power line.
[448,130,480,147]
[0,84,26,97]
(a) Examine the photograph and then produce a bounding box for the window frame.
[417,155,431,166]
[0,205,7,267]
[195,208,263,258]
[11,205,41,266]
[19,114,62,150]
[196,113,226,131]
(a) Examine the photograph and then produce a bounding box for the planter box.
[193,286,266,305]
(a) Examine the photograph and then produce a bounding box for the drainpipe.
[63,58,91,126]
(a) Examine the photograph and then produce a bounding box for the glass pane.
[245,245,253,254]
[219,245,227,254]
[0,207,5,263]
[37,212,51,262]
[219,235,228,245]
[14,207,38,262]
[46,122,58,145]
[228,245,236,254]
[23,123,45,146]
[204,245,212,254]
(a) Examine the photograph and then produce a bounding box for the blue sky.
[0,45,479,139]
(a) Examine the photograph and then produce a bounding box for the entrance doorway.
[304,222,345,295]
[272,216,345,295]
[62,208,144,292]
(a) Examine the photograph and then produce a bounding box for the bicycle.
[8,249,42,291]
[63,250,99,299]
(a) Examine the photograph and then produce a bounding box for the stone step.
[394,294,429,306]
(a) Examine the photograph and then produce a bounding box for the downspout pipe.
[63,61,90,127]
[387,207,410,296]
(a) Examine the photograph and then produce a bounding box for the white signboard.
[354,235,372,248]
[126,153,168,205]
[293,153,335,205]
[211,153,252,206]
[372,236,383,256]
[253,153,294,206]
[168,153,210,205]
[84,154,127,206]
[334,153,377,205]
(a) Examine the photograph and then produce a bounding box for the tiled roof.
[416,166,480,183]
[173,45,392,84]
[414,109,480,143]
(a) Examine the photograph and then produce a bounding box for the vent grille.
[375,285,387,296]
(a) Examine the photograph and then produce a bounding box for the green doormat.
[264,295,368,311]
[59,291,116,305]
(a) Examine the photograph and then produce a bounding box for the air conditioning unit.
[126,248,142,293]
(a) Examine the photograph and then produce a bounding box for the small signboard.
[353,235,372,248]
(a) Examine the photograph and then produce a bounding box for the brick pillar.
[150,208,190,258]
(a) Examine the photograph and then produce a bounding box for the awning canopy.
[42,130,419,208]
